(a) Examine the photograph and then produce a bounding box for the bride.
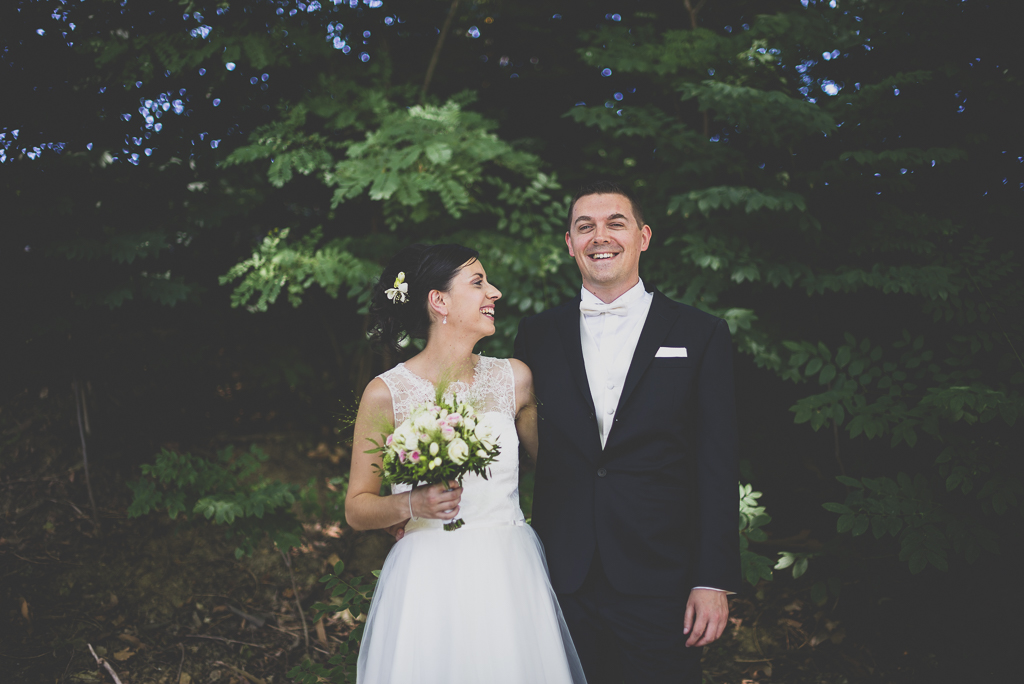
[345,243,586,683]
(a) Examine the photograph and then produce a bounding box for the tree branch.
[683,0,712,138]
[420,0,460,104]
[73,380,101,533]
[87,643,124,684]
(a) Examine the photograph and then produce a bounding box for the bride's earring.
[443,314,447,325]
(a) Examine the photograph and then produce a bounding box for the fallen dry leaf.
[315,618,329,649]
[327,553,341,568]
[20,597,30,623]
[778,618,803,629]
[339,608,357,629]
[113,648,134,661]
[179,673,192,684]
[118,633,143,648]
[282,588,294,599]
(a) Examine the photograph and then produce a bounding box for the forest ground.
[1,390,1012,684]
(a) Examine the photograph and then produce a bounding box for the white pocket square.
[655,346,687,358]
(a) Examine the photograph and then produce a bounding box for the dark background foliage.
[2,0,1022,681]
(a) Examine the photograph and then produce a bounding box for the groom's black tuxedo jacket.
[514,288,740,597]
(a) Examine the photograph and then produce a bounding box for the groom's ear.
[565,231,575,257]
[640,224,652,252]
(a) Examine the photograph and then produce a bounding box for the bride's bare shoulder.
[360,377,393,409]
[507,358,532,380]
[507,358,533,397]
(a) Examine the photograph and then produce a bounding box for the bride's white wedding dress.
[357,356,586,684]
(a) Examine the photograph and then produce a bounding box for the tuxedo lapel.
[613,290,679,418]
[555,297,597,418]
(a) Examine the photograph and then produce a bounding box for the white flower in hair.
[386,272,409,304]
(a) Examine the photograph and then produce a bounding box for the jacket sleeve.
[694,317,742,592]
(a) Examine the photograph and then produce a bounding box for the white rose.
[473,414,500,449]
[414,411,437,432]
[394,422,419,451]
[448,438,469,465]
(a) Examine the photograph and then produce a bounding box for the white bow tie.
[579,300,629,316]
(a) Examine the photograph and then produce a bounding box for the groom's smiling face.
[566,193,651,302]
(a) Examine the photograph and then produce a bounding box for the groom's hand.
[384,520,408,541]
[683,588,729,647]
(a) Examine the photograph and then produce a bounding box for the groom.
[513,181,740,683]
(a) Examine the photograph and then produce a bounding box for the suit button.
[597,468,607,477]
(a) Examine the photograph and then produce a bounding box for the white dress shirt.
[579,279,728,595]
[580,279,652,449]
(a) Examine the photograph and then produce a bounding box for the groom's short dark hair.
[567,181,645,230]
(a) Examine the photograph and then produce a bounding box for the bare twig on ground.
[50,498,91,521]
[2,476,65,486]
[213,660,269,684]
[86,643,124,684]
[59,647,75,683]
[73,381,101,533]
[186,634,266,649]
[176,643,185,683]
[281,549,310,657]
[227,604,267,628]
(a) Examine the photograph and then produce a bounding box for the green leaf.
[810,581,828,606]
[819,364,837,385]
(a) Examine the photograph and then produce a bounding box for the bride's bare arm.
[510,359,538,461]
[345,378,462,530]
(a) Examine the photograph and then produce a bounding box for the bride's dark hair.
[369,243,480,353]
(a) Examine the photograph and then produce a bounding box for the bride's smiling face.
[436,259,501,337]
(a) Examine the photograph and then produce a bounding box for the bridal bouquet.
[372,397,500,531]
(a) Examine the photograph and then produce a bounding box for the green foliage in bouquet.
[127,445,303,558]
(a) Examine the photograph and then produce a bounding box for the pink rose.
[398,450,406,462]
[446,413,462,426]
[386,434,394,446]
[440,425,456,441]
[410,450,420,462]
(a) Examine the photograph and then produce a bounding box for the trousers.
[557,552,703,684]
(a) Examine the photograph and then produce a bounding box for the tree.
[564,0,1023,576]
[4,0,1019,584]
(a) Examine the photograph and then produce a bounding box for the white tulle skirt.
[357,523,587,683]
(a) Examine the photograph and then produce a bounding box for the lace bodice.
[377,356,525,532]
